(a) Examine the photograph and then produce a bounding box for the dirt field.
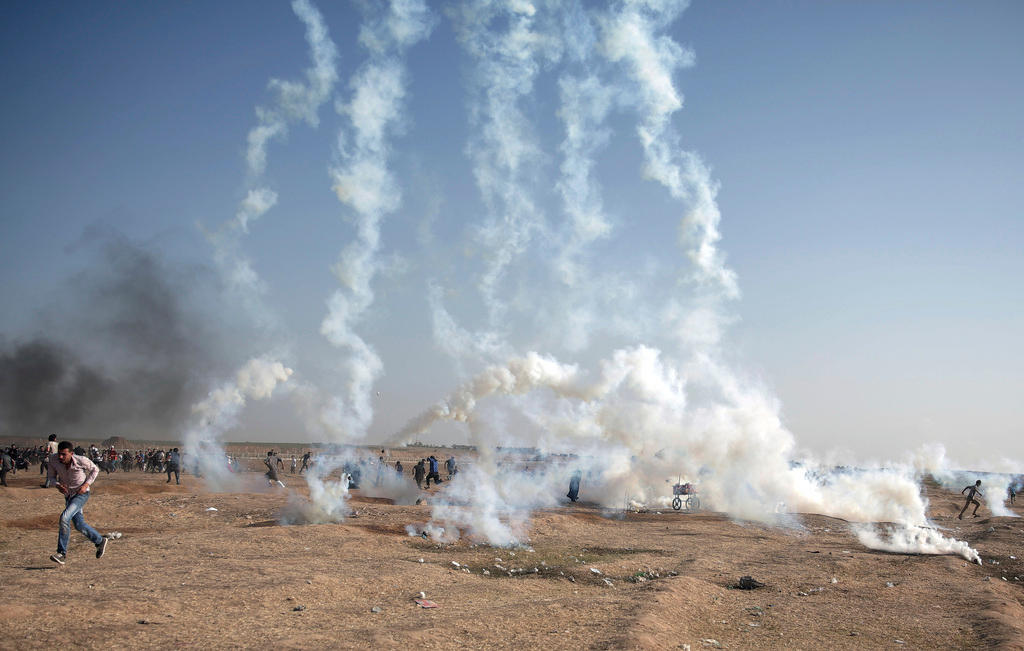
[2,459,1023,649]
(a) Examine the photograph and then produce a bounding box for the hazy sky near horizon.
[1,1,1021,467]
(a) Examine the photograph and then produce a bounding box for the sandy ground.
[2,464,1023,650]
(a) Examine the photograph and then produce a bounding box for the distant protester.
[166,447,181,485]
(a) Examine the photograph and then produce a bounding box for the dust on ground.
[2,465,1023,649]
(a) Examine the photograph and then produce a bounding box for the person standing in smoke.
[41,434,59,487]
[299,451,311,474]
[414,459,426,489]
[958,480,984,519]
[395,460,403,475]
[264,451,285,488]
[566,470,581,503]
[46,441,108,565]
[290,455,297,475]
[165,448,181,485]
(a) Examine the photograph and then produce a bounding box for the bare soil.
[2,463,1023,649]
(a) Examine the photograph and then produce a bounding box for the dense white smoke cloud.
[388,345,982,562]
[183,357,293,490]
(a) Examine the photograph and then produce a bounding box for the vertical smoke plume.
[198,0,338,455]
[598,0,737,299]
[183,356,293,490]
[318,0,434,440]
[210,0,339,314]
[448,0,563,326]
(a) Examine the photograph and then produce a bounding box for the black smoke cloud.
[0,227,238,440]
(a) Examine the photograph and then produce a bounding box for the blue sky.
[1,1,1021,466]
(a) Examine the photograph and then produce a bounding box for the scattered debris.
[590,568,602,575]
[602,578,614,587]
[206,507,218,512]
[371,607,383,614]
[886,582,896,588]
[737,576,765,590]
[415,599,439,608]
[418,591,426,599]
[292,605,305,612]
[700,639,721,648]
[137,619,150,625]
[451,561,461,568]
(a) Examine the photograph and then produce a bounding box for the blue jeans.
[57,491,103,554]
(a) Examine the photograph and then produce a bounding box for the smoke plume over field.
[4,0,1017,567]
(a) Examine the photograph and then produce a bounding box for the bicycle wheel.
[671,496,682,510]
[685,496,700,512]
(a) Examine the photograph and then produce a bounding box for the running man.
[46,441,108,565]
[958,480,983,519]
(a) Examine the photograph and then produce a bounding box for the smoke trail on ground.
[853,524,982,565]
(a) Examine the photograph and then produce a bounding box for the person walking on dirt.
[46,441,108,565]
[1,448,13,487]
[1008,483,1016,505]
[290,456,297,474]
[426,455,441,487]
[264,451,285,488]
[166,448,181,485]
[414,459,426,489]
[41,434,59,487]
[958,480,984,519]
[299,451,311,474]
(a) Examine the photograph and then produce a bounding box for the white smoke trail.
[853,524,981,565]
[317,0,434,441]
[449,0,563,325]
[244,0,339,187]
[207,0,339,332]
[598,0,737,298]
[183,357,293,490]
